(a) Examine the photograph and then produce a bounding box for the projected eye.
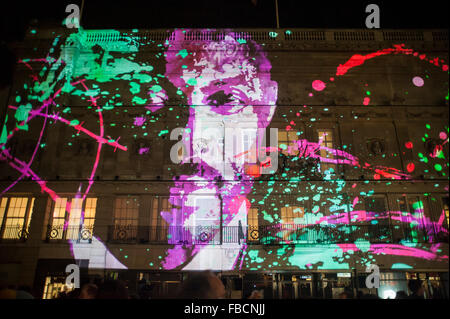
[206,90,234,107]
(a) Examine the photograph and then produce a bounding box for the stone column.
[27,195,49,245]
[95,194,114,242]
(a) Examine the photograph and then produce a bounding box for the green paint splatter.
[176,49,188,58]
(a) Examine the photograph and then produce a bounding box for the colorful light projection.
[0,28,448,271]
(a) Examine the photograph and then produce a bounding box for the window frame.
[0,196,35,240]
[112,195,140,241]
[316,128,336,174]
[47,196,97,242]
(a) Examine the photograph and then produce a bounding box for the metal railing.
[1,223,443,245]
[45,225,94,243]
[0,225,29,242]
[104,224,448,245]
[107,225,222,245]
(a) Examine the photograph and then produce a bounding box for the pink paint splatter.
[439,132,447,140]
[412,76,424,87]
[134,116,146,126]
[352,197,359,208]
[363,97,370,105]
[312,80,326,91]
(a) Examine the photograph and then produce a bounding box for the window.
[48,197,97,241]
[150,197,173,242]
[42,276,74,299]
[192,196,220,244]
[442,197,449,229]
[247,208,259,241]
[113,196,139,240]
[279,206,304,243]
[0,197,35,239]
[83,198,97,232]
[280,206,304,224]
[398,196,427,243]
[278,130,299,156]
[363,196,390,242]
[317,130,336,173]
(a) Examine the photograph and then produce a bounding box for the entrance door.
[298,281,313,298]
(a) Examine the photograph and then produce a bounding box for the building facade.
[0,27,448,299]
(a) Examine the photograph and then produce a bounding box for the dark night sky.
[1,0,449,41]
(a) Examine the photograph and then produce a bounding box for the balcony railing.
[0,225,29,242]
[45,225,94,243]
[107,225,222,245]
[0,223,441,245]
[105,224,448,245]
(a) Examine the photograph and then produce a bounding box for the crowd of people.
[0,273,445,299]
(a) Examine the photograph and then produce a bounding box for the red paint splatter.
[374,174,380,180]
[363,97,370,105]
[405,141,413,149]
[407,163,415,173]
[336,44,413,76]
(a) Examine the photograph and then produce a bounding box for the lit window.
[0,197,35,239]
[317,129,335,173]
[42,276,74,299]
[280,206,304,224]
[247,208,259,241]
[278,130,299,156]
[48,197,97,240]
[113,196,139,240]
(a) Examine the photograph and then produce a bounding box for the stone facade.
[0,28,448,298]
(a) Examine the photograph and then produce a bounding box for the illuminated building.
[0,27,448,299]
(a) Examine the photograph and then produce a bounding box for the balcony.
[104,224,448,245]
[0,225,29,242]
[44,225,94,243]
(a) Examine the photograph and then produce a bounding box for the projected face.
[161,30,278,270]
[165,31,278,175]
